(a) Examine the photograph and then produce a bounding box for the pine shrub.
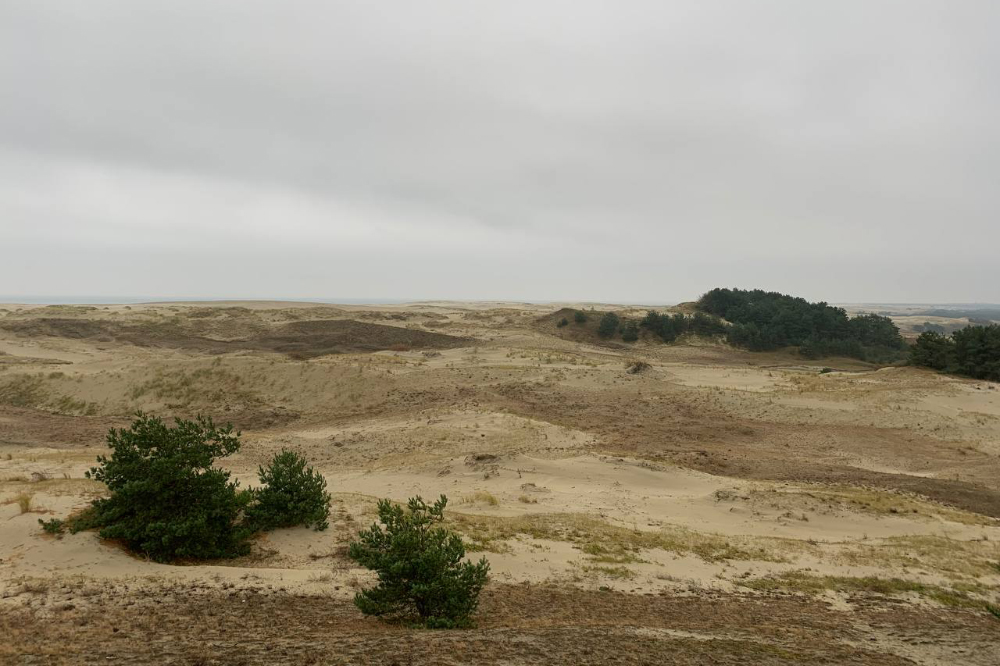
[246,449,331,531]
[597,312,620,339]
[84,413,252,562]
[349,495,489,628]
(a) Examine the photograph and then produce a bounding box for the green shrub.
[621,321,639,342]
[574,310,587,324]
[83,413,253,562]
[349,495,489,628]
[556,317,569,328]
[38,518,64,535]
[246,449,331,531]
[597,312,620,339]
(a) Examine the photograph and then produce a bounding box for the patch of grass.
[128,367,261,409]
[51,395,92,415]
[838,534,1000,578]
[580,542,645,564]
[15,493,32,513]
[739,571,987,609]
[799,486,993,526]
[448,512,795,563]
[460,491,499,507]
[578,564,636,580]
[0,375,47,408]
[517,495,538,504]
[987,603,1000,620]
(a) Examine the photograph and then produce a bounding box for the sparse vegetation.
[625,359,651,374]
[449,512,794,563]
[349,495,490,628]
[15,493,33,513]
[0,375,47,408]
[461,491,499,506]
[739,571,987,609]
[574,310,587,324]
[557,317,569,328]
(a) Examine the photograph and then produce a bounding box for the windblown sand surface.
[1,301,998,664]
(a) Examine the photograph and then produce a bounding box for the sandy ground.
[1,301,998,664]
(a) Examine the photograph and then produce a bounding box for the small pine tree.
[621,321,639,342]
[349,495,489,628]
[246,449,331,531]
[574,311,587,324]
[597,312,620,339]
[84,413,252,562]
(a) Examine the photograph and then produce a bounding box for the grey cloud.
[1,1,998,302]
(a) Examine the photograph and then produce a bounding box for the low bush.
[626,360,651,374]
[556,317,569,328]
[574,311,587,324]
[349,495,489,628]
[245,449,331,532]
[38,518,64,535]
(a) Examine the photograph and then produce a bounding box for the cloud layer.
[2,1,997,302]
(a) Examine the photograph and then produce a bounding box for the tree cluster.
[47,414,331,562]
[640,311,727,342]
[698,288,905,361]
[910,324,1000,381]
[43,414,489,628]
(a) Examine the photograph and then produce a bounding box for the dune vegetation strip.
[835,534,1000,579]
[447,511,805,563]
[739,571,999,611]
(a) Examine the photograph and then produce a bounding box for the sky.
[2,1,998,304]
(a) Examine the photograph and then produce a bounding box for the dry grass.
[460,491,500,507]
[794,485,996,526]
[449,511,802,563]
[739,571,994,609]
[836,534,1000,579]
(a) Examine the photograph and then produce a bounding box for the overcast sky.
[2,1,997,304]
